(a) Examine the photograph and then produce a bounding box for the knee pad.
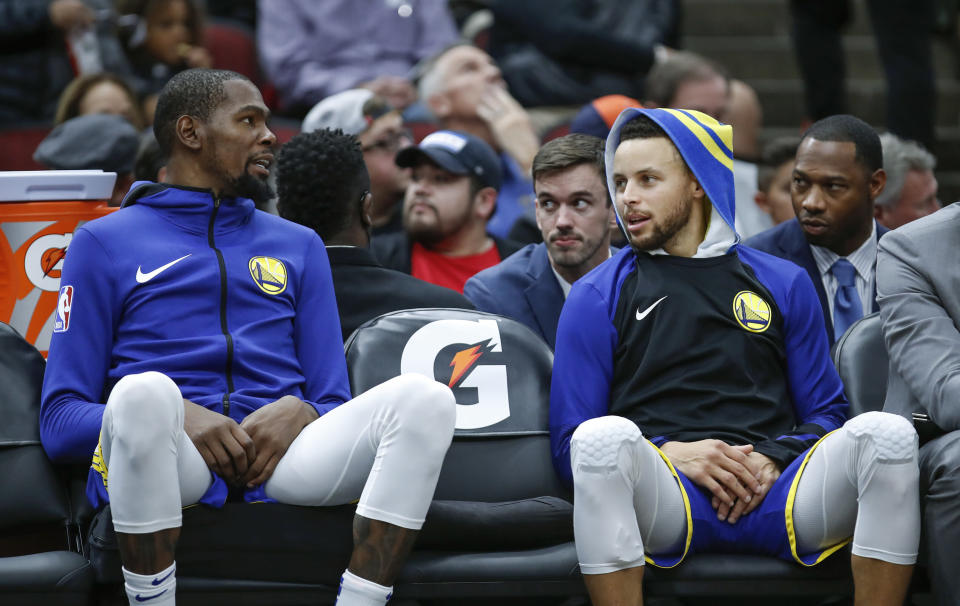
[106,372,182,443]
[386,374,456,446]
[571,416,643,469]
[844,411,918,463]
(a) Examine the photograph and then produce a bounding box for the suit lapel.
[783,220,835,341]
[523,245,565,349]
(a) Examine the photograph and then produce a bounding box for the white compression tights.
[570,412,920,574]
[100,371,456,534]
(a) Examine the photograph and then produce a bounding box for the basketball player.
[549,108,920,605]
[40,69,456,606]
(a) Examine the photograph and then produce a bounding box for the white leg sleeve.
[265,374,456,530]
[570,416,687,575]
[101,372,212,534]
[792,411,920,565]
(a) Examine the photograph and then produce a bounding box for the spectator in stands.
[643,51,771,238]
[481,0,679,107]
[551,106,919,606]
[643,51,729,121]
[464,134,613,349]
[878,203,960,606]
[54,72,146,130]
[747,115,887,343]
[33,113,139,206]
[372,130,521,293]
[754,136,801,226]
[257,0,457,114]
[133,129,165,182]
[276,128,473,341]
[569,94,642,140]
[0,0,131,125]
[302,89,412,236]
[722,79,763,163]
[116,0,212,120]
[40,68,455,606]
[874,132,939,230]
[790,0,935,149]
[416,43,538,240]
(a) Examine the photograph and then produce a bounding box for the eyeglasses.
[361,129,412,154]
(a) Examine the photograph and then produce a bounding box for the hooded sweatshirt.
[549,108,847,487]
[40,183,351,464]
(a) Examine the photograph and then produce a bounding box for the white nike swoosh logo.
[136,254,191,284]
[636,296,668,321]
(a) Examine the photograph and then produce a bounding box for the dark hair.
[756,136,801,192]
[153,68,248,155]
[644,51,729,108]
[800,114,883,175]
[276,129,371,242]
[619,113,669,142]
[618,114,691,175]
[55,73,145,130]
[134,130,166,181]
[532,134,606,198]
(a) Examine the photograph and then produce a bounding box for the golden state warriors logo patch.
[248,256,287,295]
[733,290,771,333]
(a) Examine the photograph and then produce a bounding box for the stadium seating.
[0,322,93,605]
[0,306,884,604]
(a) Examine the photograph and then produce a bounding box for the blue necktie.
[831,258,862,341]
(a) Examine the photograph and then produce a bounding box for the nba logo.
[54,285,73,333]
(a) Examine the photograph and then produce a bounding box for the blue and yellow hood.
[604,107,738,257]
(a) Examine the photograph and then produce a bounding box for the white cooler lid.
[0,170,116,201]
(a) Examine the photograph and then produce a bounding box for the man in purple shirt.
[257,0,458,112]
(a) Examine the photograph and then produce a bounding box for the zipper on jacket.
[208,195,235,416]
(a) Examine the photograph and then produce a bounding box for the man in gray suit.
[877,203,960,605]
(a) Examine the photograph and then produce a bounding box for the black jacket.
[370,232,523,276]
[327,246,474,342]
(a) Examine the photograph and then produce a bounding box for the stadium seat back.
[345,308,568,501]
[832,312,887,416]
[0,322,94,604]
[0,322,71,539]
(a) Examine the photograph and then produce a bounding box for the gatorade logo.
[400,319,509,429]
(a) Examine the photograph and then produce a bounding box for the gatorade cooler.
[0,171,118,354]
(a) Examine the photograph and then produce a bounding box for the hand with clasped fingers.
[183,396,318,488]
[660,440,781,524]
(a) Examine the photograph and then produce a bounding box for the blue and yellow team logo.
[248,256,287,295]
[733,290,771,333]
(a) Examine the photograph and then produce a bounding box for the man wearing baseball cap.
[371,130,522,293]
[303,89,412,235]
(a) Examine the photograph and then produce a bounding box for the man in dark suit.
[464,134,614,349]
[276,128,472,342]
[746,115,887,343]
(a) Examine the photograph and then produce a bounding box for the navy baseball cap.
[396,130,502,191]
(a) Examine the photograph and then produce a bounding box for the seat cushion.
[89,497,573,584]
[0,551,94,606]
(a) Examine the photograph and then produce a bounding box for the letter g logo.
[400,319,509,430]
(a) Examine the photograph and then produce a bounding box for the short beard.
[227,172,275,207]
[627,192,695,252]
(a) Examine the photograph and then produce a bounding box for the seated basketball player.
[549,108,920,606]
[40,69,456,606]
